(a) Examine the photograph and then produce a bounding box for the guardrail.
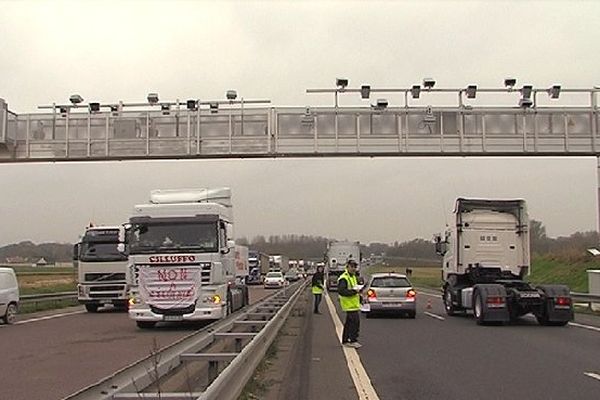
[571,292,600,308]
[20,291,78,312]
[63,280,309,400]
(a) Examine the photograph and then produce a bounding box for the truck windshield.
[128,222,218,254]
[80,241,127,262]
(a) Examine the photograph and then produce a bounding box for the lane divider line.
[5,310,86,327]
[324,292,381,400]
[424,311,445,321]
[584,372,600,382]
[568,322,600,333]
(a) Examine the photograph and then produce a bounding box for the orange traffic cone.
[426,299,432,310]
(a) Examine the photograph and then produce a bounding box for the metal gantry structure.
[0,79,599,162]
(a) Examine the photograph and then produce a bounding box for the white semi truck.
[325,241,361,291]
[125,188,249,329]
[269,255,289,273]
[435,198,573,326]
[74,226,129,312]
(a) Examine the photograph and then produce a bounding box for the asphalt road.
[0,286,271,400]
[331,291,600,400]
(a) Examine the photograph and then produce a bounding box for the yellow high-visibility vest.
[338,270,360,311]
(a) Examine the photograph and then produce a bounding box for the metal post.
[564,113,569,152]
[591,92,597,153]
[356,113,361,153]
[522,113,527,152]
[64,111,69,157]
[313,112,318,153]
[228,110,233,154]
[186,112,191,155]
[208,361,219,385]
[196,103,201,155]
[597,156,600,237]
[26,115,31,158]
[104,115,109,157]
[241,97,244,136]
[267,108,271,154]
[481,114,486,153]
[146,113,150,155]
[440,112,445,152]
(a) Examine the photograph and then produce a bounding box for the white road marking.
[584,372,600,382]
[1,310,86,327]
[568,322,600,333]
[324,292,380,400]
[424,311,445,321]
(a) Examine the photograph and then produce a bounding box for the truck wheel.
[136,321,156,329]
[535,313,569,326]
[443,287,457,316]
[473,291,486,325]
[85,304,99,313]
[4,303,18,324]
[407,310,416,319]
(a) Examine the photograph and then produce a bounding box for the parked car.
[264,271,286,289]
[0,267,19,324]
[362,272,416,318]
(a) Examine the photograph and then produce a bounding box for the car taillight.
[406,289,416,298]
[367,289,376,299]
[555,297,571,306]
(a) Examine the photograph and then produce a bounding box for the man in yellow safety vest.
[337,259,362,348]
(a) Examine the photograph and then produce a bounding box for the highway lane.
[330,292,600,400]
[0,286,271,400]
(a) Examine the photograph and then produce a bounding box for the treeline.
[530,220,598,262]
[1,220,598,265]
[0,241,73,264]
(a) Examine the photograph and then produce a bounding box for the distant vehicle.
[326,241,361,291]
[270,255,290,273]
[247,250,269,284]
[284,269,301,282]
[0,267,19,324]
[264,271,285,289]
[435,198,573,326]
[74,225,129,312]
[235,245,249,284]
[362,272,416,318]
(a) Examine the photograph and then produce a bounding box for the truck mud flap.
[474,284,509,323]
[537,285,574,324]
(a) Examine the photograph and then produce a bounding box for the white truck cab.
[0,267,19,324]
[126,188,248,329]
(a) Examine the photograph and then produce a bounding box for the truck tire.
[443,286,458,316]
[85,304,99,313]
[136,321,156,329]
[407,310,416,319]
[536,284,572,327]
[473,290,486,325]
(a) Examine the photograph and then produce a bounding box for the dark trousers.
[313,293,322,313]
[342,310,360,343]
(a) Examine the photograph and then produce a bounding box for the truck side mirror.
[117,243,126,254]
[72,243,80,261]
[119,223,132,243]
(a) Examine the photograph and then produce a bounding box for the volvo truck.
[325,241,361,291]
[74,226,129,312]
[435,198,573,326]
[125,188,249,329]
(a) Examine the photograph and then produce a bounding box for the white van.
[0,268,19,324]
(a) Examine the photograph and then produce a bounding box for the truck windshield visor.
[129,221,218,254]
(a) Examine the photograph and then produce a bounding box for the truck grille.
[85,273,126,282]
[90,285,124,292]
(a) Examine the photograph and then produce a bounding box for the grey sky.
[1,1,599,246]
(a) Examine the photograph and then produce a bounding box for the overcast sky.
[1,0,599,246]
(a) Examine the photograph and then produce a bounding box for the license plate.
[383,302,401,307]
[163,315,183,322]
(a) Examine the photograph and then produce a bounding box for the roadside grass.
[527,257,595,293]
[363,264,442,289]
[364,256,598,294]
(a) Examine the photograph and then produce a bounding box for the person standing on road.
[311,265,325,314]
[337,260,362,348]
